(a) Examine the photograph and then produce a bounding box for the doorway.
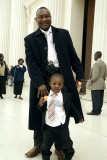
[82,0,95,80]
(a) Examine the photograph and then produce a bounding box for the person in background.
[24,7,85,160]
[9,66,14,86]
[38,73,83,160]
[10,58,26,100]
[86,51,107,115]
[0,53,8,99]
[5,65,10,85]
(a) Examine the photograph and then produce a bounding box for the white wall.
[70,0,85,60]
[8,0,27,67]
[92,0,107,65]
[25,0,43,34]
[0,0,11,64]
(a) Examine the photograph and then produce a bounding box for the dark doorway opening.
[82,0,95,80]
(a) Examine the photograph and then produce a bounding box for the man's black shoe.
[87,112,99,115]
[0,96,3,99]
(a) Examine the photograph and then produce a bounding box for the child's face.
[49,76,64,94]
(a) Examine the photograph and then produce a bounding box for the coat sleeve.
[103,65,107,81]
[70,95,83,123]
[66,31,84,80]
[37,101,47,112]
[89,63,99,83]
[10,66,16,77]
[24,37,45,89]
[4,61,9,79]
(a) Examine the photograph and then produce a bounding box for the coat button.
[44,47,47,50]
[44,60,47,65]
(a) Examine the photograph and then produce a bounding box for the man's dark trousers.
[34,130,64,150]
[91,90,104,114]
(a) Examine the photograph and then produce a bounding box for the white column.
[9,0,27,67]
[44,0,65,28]
[92,0,107,64]
[92,0,107,93]
[0,0,11,64]
[70,0,85,60]
[63,0,72,31]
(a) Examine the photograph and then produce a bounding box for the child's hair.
[50,73,64,82]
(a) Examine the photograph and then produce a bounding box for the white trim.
[24,0,38,8]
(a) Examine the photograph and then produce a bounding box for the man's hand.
[78,119,84,123]
[37,84,48,98]
[39,97,45,106]
[77,79,86,94]
[79,79,85,88]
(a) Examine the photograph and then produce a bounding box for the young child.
[38,73,83,160]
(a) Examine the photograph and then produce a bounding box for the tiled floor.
[0,85,107,160]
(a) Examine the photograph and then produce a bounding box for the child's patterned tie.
[48,93,57,120]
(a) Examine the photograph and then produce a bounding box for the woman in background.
[0,53,8,99]
[10,58,26,99]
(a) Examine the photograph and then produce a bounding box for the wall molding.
[24,0,38,8]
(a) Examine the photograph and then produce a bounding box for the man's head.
[11,66,13,69]
[36,7,51,31]
[49,73,64,94]
[94,51,102,61]
[0,54,4,61]
[18,58,24,65]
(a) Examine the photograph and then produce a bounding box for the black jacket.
[38,91,83,129]
[24,26,84,130]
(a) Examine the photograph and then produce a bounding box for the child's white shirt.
[45,90,66,127]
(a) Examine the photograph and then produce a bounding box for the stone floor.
[0,85,107,160]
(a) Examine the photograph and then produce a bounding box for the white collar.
[49,90,61,97]
[19,65,23,68]
[97,58,101,61]
[40,26,52,35]
[95,58,101,63]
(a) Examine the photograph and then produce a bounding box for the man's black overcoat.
[24,26,84,130]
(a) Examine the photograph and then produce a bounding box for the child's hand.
[78,119,84,123]
[39,97,45,106]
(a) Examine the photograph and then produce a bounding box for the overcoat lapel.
[34,28,48,67]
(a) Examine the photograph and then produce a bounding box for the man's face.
[0,55,4,61]
[49,76,64,94]
[94,53,98,61]
[36,9,51,31]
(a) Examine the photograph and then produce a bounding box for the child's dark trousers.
[42,124,75,160]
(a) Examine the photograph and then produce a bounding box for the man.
[86,51,107,115]
[24,7,85,160]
